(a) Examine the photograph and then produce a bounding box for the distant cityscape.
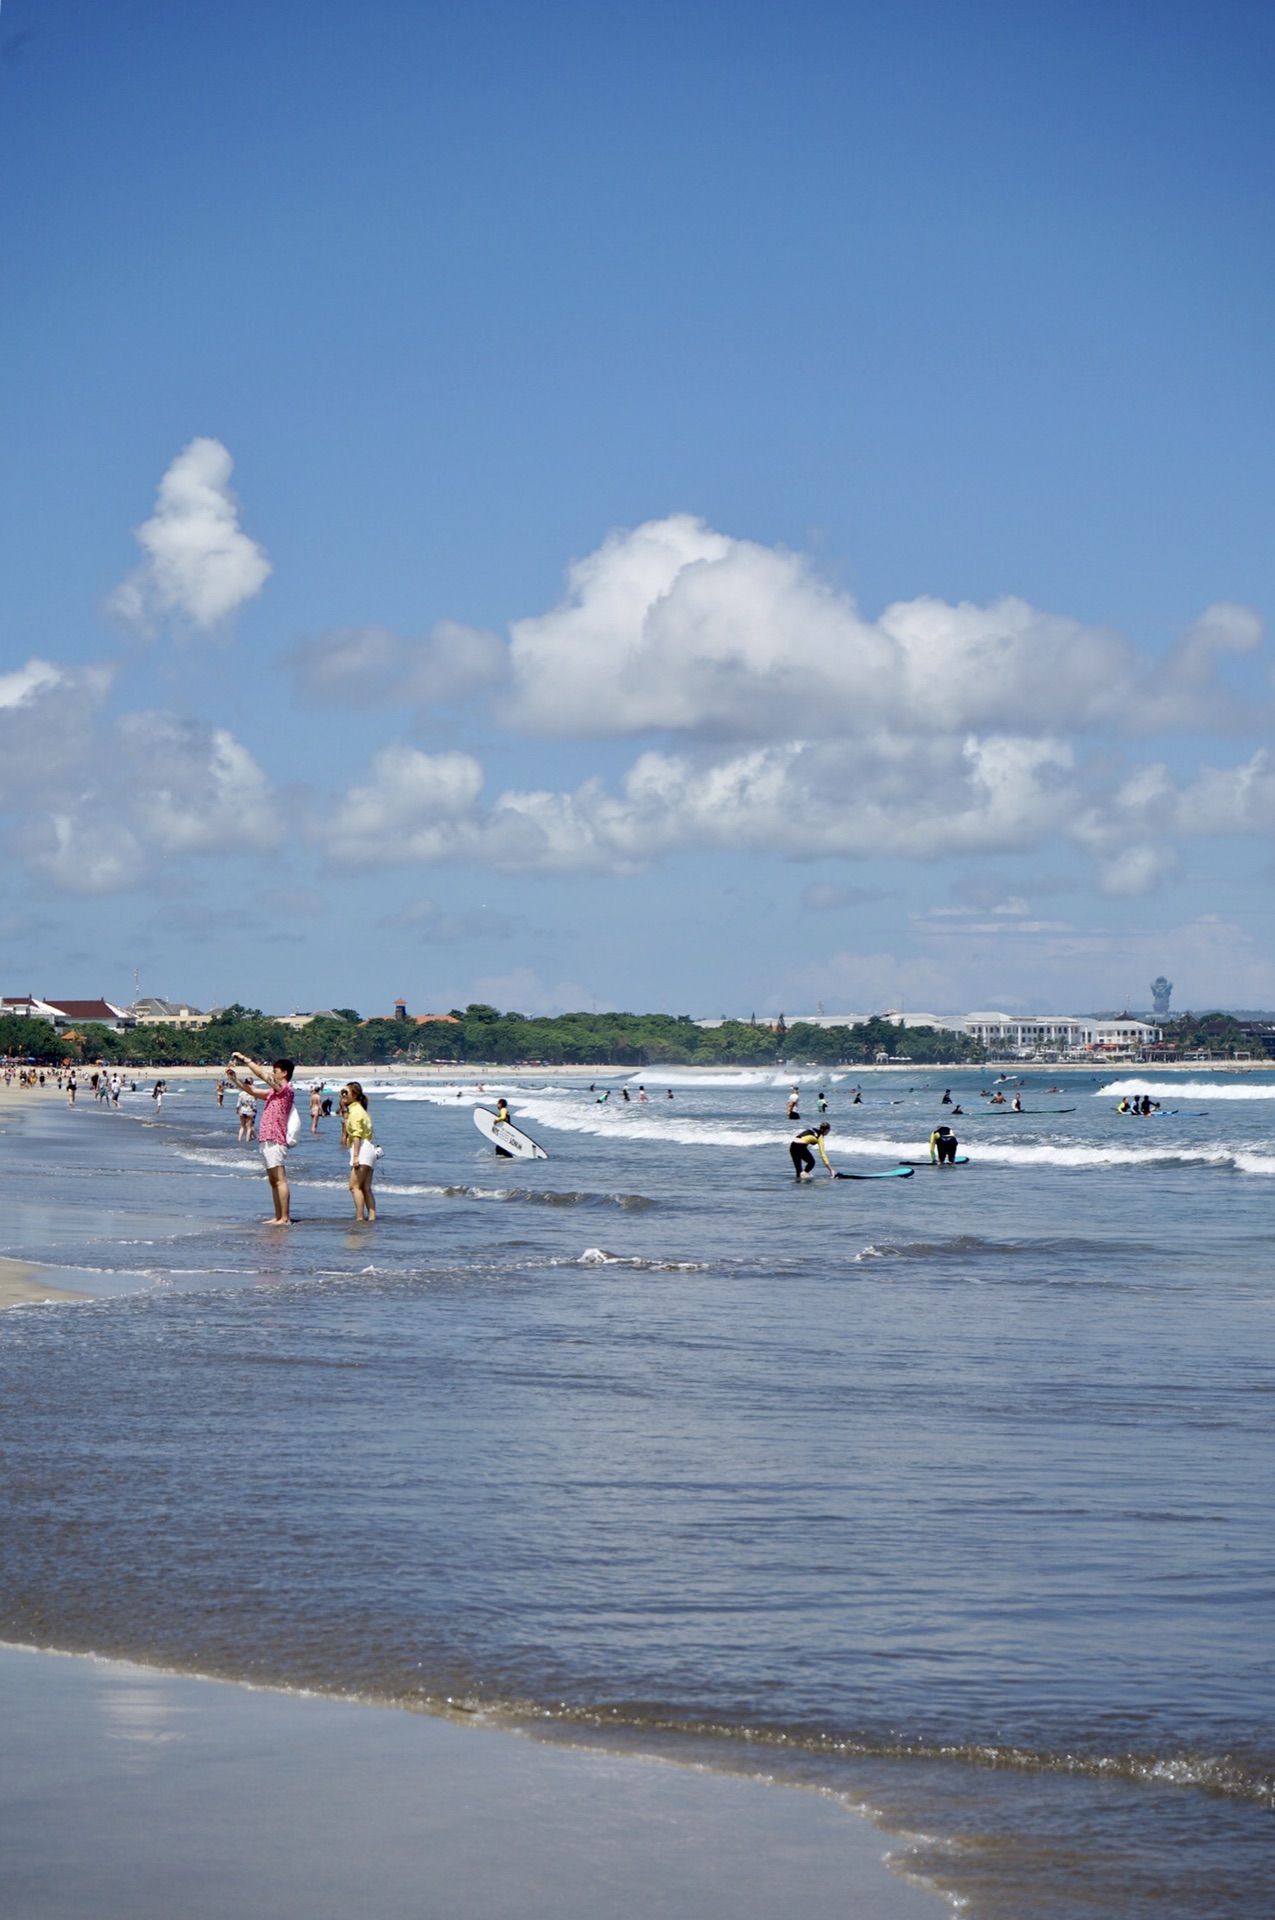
[3,985,1275,1063]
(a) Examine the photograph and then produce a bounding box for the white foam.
[1099,1078,1275,1101]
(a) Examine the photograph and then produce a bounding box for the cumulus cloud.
[110,438,271,632]
[1136,601,1267,731]
[504,514,1142,740]
[321,745,486,864]
[283,621,505,708]
[0,658,283,894]
[318,730,1084,874]
[117,713,283,857]
[0,659,65,709]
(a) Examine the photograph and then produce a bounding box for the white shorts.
[350,1140,377,1169]
[261,1143,288,1171]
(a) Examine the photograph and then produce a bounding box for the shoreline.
[0,1255,88,1312]
[10,1059,1266,1085]
[0,1640,943,1918]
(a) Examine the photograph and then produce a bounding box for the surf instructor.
[790,1121,834,1179]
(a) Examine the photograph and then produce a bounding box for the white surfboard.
[473,1106,548,1160]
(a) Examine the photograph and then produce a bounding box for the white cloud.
[300,516,1275,893]
[1136,601,1267,731]
[110,438,271,632]
[0,657,283,893]
[284,621,505,707]
[0,659,65,709]
[321,744,485,864]
[117,714,283,857]
[319,731,1082,874]
[505,514,1143,740]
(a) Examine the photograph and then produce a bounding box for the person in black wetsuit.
[790,1122,833,1179]
[929,1124,958,1165]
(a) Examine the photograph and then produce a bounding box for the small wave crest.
[573,1247,708,1270]
[1100,1077,1275,1101]
[510,1702,1275,1808]
[314,1180,655,1208]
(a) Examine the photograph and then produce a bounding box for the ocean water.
[0,1070,1272,1916]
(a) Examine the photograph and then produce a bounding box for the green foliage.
[1155,1011,1272,1057]
[47,1008,986,1067]
[0,1016,65,1062]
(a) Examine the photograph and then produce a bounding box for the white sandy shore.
[0,1644,942,1919]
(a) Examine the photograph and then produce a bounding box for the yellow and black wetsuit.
[929,1128,958,1164]
[790,1127,832,1176]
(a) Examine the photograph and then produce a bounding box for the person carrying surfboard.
[495,1098,511,1125]
[929,1124,958,1165]
[790,1121,833,1179]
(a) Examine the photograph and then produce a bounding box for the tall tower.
[1150,976,1172,1016]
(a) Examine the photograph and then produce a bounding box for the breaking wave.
[1100,1078,1275,1101]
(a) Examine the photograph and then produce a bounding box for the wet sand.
[0,1256,87,1311]
[0,1644,941,1919]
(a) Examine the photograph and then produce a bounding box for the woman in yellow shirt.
[342,1081,377,1222]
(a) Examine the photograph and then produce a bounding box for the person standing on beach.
[226,1053,295,1226]
[342,1081,377,1222]
[66,1070,76,1106]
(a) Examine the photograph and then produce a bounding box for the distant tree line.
[0,1005,988,1068]
[1153,1011,1275,1058]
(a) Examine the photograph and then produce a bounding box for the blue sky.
[2,0,1274,1018]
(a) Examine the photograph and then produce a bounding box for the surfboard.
[473,1106,548,1160]
[833,1166,915,1180]
[897,1156,969,1166]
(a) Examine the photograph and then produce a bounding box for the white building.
[960,1012,1156,1056]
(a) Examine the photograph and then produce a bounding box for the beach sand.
[0,1256,87,1311]
[0,1644,940,1919]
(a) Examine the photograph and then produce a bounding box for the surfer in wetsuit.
[929,1125,958,1165]
[941,1089,952,1105]
[496,1098,511,1125]
[790,1121,833,1179]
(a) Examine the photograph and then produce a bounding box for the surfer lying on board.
[929,1125,958,1164]
[790,1122,833,1179]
